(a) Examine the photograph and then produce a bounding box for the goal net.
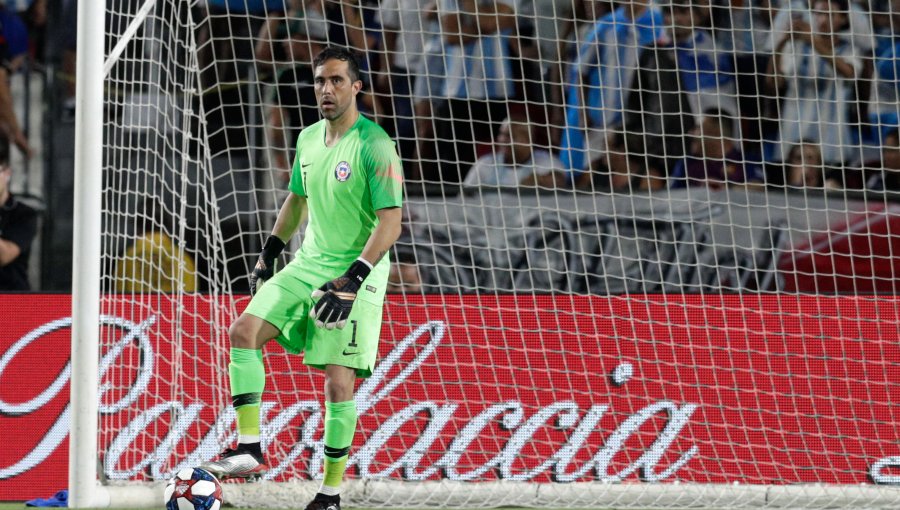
[91,0,900,508]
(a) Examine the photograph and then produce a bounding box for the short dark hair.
[788,139,822,162]
[313,46,362,84]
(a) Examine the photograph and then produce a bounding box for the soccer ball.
[164,467,224,510]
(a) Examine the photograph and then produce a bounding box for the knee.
[228,316,258,349]
[324,368,356,402]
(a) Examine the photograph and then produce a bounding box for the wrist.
[261,235,286,260]
[346,258,372,286]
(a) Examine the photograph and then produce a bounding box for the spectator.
[376,0,432,162]
[519,0,579,146]
[115,204,197,293]
[585,0,737,192]
[387,249,422,293]
[568,0,617,47]
[559,0,664,177]
[321,0,381,59]
[463,109,566,188]
[868,0,900,145]
[434,0,519,183]
[671,109,763,189]
[410,1,448,182]
[254,0,328,69]
[59,0,77,116]
[784,140,839,188]
[666,0,738,125]
[256,0,381,122]
[728,0,779,158]
[257,7,328,181]
[503,9,546,115]
[409,2,446,180]
[770,0,874,60]
[867,127,900,191]
[0,5,32,157]
[196,0,286,88]
[588,36,694,192]
[11,0,44,61]
[765,0,863,166]
[319,0,383,118]
[0,151,37,290]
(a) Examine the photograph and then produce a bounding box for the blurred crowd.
[0,0,44,291]
[4,0,897,193]
[202,0,900,194]
[4,0,900,292]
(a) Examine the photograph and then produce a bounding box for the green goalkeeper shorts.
[243,263,385,378]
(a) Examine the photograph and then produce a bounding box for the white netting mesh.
[96,0,900,508]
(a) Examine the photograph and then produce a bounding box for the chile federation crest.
[335,161,352,182]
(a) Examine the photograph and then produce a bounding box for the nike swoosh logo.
[301,163,311,167]
[342,350,358,356]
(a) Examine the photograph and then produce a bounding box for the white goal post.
[70,0,105,507]
[65,0,900,508]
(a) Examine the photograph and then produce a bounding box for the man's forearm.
[0,238,22,266]
[821,52,856,78]
[271,193,307,243]
[0,72,24,140]
[359,207,402,266]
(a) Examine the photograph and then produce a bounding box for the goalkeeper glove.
[309,259,372,330]
[249,236,286,296]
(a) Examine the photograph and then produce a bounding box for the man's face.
[314,58,361,121]
[800,144,822,167]
[698,117,726,157]
[497,120,532,162]
[813,0,847,34]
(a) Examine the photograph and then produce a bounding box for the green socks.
[229,348,357,494]
[320,400,358,495]
[229,347,265,443]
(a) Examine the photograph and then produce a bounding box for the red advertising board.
[2,294,899,500]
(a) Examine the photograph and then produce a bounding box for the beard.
[319,101,347,121]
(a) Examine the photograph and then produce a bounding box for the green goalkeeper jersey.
[288,114,404,278]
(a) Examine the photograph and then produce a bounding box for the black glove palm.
[249,236,286,296]
[310,260,371,330]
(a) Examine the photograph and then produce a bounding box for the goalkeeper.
[201,46,403,510]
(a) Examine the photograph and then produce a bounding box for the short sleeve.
[288,137,307,196]
[366,137,404,210]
